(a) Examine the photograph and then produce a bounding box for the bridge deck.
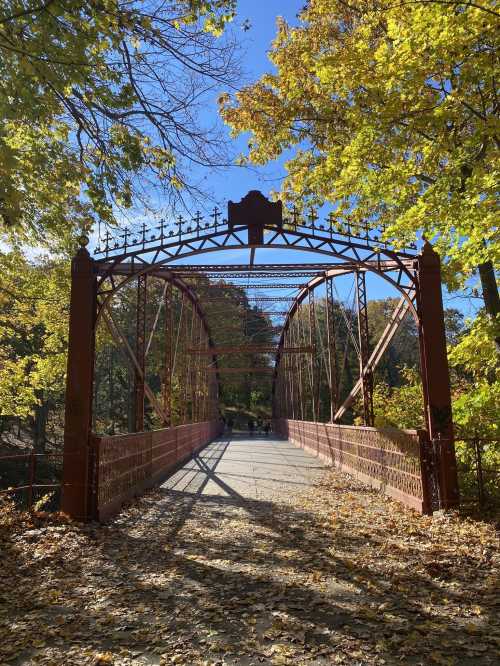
[160,433,325,502]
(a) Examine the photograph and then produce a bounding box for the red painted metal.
[61,191,460,521]
[416,242,459,509]
[163,280,173,426]
[334,296,411,421]
[188,346,313,354]
[61,247,96,521]
[325,277,339,420]
[206,367,274,374]
[355,271,374,426]
[133,274,147,432]
[275,418,430,514]
[92,420,223,521]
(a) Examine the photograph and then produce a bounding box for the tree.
[0,0,238,245]
[220,0,499,332]
[0,250,70,450]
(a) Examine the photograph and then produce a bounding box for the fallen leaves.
[1,464,499,665]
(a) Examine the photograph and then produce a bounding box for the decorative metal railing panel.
[94,205,417,261]
[274,419,429,513]
[92,420,222,520]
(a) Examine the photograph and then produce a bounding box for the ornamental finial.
[78,218,93,248]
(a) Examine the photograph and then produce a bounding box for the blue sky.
[200,0,304,203]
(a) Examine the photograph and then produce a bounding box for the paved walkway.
[161,433,325,501]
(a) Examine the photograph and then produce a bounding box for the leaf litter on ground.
[0,466,499,665]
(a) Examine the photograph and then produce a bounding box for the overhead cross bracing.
[98,261,415,281]
[202,283,307,289]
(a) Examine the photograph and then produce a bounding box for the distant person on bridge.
[248,419,254,436]
[264,422,270,437]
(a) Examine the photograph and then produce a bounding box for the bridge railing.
[91,420,222,520]
[274,418,430,513]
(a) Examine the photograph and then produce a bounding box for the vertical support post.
[108,347,115,434]
[308,291,318,421]
[296,311,305,421]
[287,328,295,420]
[193,315,201,422]
[355,271,374,426]
[163,280,173,426]
[62,246,96,521]
[27,450,36,511]
[183,300,194,424]
[133,274,147,432]
[284,348,291,420]
[325,277,339,421]
[417,242,459,508]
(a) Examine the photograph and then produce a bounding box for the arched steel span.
[97,266,221,404]
[271,267,416,421]
[94,227,419,428]
[94,222,419,320]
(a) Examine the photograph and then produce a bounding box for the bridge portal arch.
[62,190,459,521]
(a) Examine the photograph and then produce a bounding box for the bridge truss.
[62,191,459,521]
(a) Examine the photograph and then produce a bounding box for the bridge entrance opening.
[62,190,459,521]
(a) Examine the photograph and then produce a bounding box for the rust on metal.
[188,346,313,354]
[61,190,459,522]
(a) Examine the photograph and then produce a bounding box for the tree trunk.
[478,260,500,353]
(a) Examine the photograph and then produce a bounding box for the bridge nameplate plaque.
[228,190,282,244]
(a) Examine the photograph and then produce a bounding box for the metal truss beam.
[203,296,295,303]
[325,277,339,420]
[334,296,412,421]
[207,367,274,374]
[355,271,374,426]
[203,283,306,289]
[102,306,169,425]
[96,261,412,278]
[133,274,147,432]
[163,280,173,426]
[188,346,313,354]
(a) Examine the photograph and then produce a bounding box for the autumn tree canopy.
[0,0,237,246]
[221,0,499,292]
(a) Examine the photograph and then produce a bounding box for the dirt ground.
[1,438,499,665]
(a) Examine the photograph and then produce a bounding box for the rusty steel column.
[355,271,374,426]
[288,327,297,420]
[284,347,291,419]
[296,310,305,421]
[308,290,319,421]
[417,242,459,509]
[193,314,202,422]
[62,245,97,521]
[325,277,339,421]
[163,280,173,426]
[181,295,189,424]
[133,274,147,432]
[183,300,195,424]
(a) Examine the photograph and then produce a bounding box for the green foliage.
[222,0,498,290]
[0,1,237,244]
[448,312,499,443]
[372,367,424,430]
[0,250,69,439]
